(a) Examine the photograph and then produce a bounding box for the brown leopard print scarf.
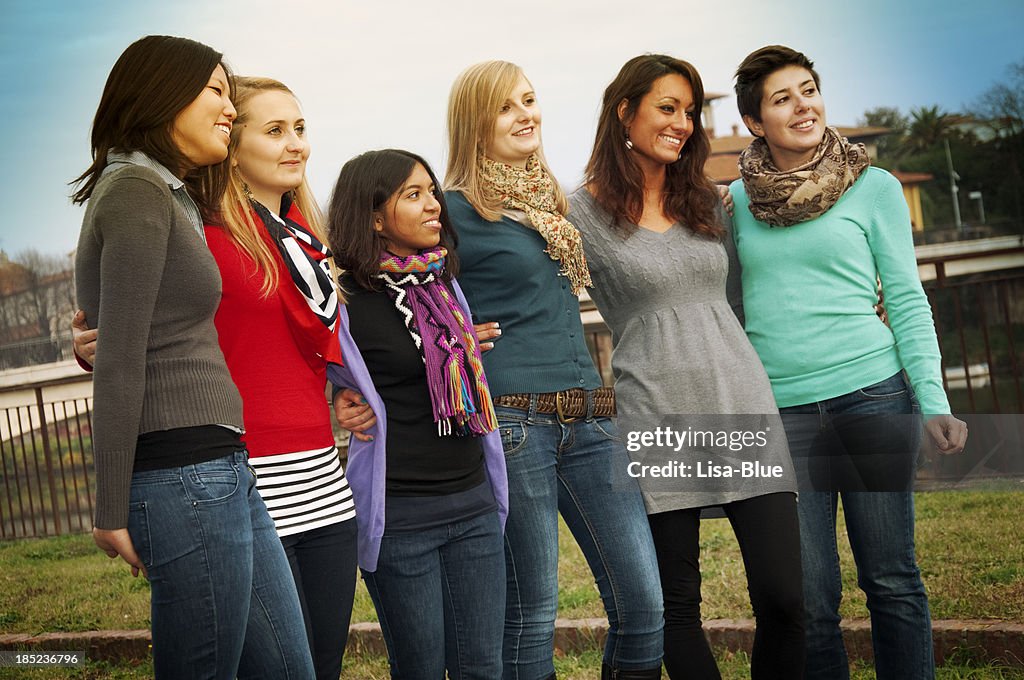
[739,126,870,227]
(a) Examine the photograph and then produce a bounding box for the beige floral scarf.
[479,154,592,294]
[739,126,870,227]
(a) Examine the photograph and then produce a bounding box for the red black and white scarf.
[251,197,342,367]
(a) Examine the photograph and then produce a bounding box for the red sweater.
[205,216,336,458]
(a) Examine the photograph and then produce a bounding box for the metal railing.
[0,332,77,372]
[1,246,1021,540]
[0,377,94,539]
[921,255,1024,414]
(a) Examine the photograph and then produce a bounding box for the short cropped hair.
[734,45,820,124]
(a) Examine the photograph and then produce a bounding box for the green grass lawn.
[2,650,1023,679]
[1,490,1022,677]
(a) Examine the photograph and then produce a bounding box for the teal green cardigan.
[445,191,602,397]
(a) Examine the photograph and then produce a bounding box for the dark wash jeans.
[362,510,505,680]
[496,402,663,679]
[127,450,313,679]
[780,373,934,680]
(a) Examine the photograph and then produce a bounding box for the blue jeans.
[127,451,314,680]
[780,373,933,680]
[362,510,505,679]
[497,403,663,679]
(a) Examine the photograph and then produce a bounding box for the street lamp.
[944,139,963,231]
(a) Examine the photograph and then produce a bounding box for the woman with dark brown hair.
[570,54,804,679]
[325,149,508,679]
[72,36,313,679]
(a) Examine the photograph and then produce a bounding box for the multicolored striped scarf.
[376,247,497,437]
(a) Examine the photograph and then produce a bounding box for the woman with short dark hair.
[731,44,968,680]
[73,36,313,679]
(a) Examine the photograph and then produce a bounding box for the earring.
[234,168,253,200]
[624,131,633,150]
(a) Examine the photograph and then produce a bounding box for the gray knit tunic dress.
[570,188,795,514]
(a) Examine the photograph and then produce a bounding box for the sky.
[1,0,1021,258]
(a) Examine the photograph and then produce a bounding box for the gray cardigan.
[75,162,243,529]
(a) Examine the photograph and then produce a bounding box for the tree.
[859,107,909,163]
[970,60,1024,226]
[973,60,1024,138]
[0,250,75,368]
[904,105,954,154]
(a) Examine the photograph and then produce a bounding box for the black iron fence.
[0,377,94,539]
[921,254,1024,414]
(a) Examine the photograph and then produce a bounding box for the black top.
[343,276,485,496]
[134,425,242,472]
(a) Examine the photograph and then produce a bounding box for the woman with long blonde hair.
[208,76,358,680]
[444,60,664,680]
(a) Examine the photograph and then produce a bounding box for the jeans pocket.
[184,464,240,505]
[127,501,152,569]
[590,416,622,443]
[856,373,908,400]
[499,420,529,456]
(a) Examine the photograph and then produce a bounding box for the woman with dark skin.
[326,149,508,679]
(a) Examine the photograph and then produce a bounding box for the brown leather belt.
[494,387,616,422]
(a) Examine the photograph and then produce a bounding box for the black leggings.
[647,493,804,680]
[280,518,359,680]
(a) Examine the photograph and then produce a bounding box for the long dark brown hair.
[584,54,722,239]
[327,149,459,291]
[71,35,233,221]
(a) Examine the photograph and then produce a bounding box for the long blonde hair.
[445,60,568,221]
[219,76,335,297]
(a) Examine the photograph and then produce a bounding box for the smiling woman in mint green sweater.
[730,45,967,680]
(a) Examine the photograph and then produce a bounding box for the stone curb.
[1,619,1021,667]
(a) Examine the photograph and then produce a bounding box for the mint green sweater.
[729,167,950,416]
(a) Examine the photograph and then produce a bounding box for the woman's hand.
[924,415,968,454]
[474,321,501,352]
[333,388,377,442]
[875,282,888,325]
[93,527,146,578]
[72,310,97,366]
[717,185,735,217]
